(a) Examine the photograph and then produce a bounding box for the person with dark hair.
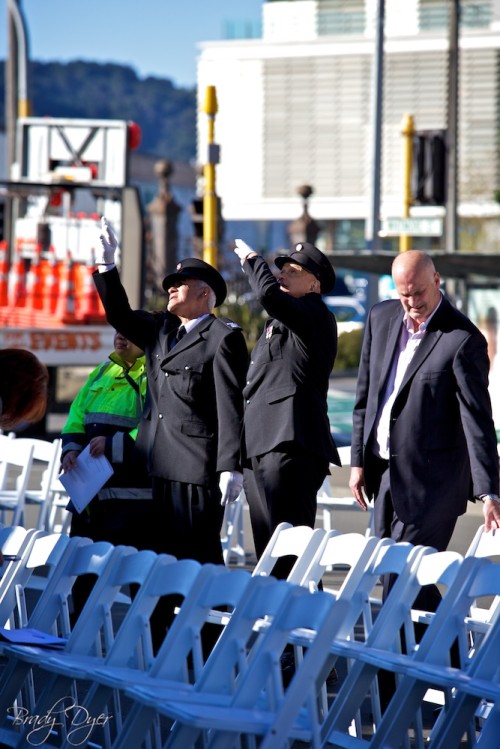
[93,218,248,567]
[234,239,340,578]
[0,349,48,431]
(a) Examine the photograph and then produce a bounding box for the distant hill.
[0,60,197,162]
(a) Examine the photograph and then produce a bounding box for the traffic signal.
[189,198,225,242]
[190,198,204,239]
[412,130,447,206]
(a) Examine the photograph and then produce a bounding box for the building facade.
[197,0,500,255]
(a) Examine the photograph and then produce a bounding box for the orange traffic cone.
[7,244,27,308]
[55,251,77,323]
[77,251,105,323]
[43,246,61,315]
[0,241,9,307]
[25,247,45,311]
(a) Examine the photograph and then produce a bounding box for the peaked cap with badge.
[274,242,336,294]
[162,258,227,307]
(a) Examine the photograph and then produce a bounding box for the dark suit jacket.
[242,255,340,466]
[93,269,248,486]
[351,295,499,524]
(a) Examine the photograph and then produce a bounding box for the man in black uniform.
[234,239,340,577]
[93,218,248,566]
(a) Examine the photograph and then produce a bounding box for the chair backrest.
[252,523,326,580]
[297,530,383,594]
[24,538,116,638]
[15,438,63,530]
[0,526,41,624]
[149,565,252,682]
[0,531,69,629]
[465,523,500,559]
[101,556,202,671]
[0,440,35,526]
[0,433,16,489]
[61,547,161,658]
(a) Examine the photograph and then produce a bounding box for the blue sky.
[1,0,263,88]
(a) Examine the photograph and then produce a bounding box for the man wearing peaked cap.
[92,218,248,581]
[162,258,227,307]
[234,238,340,579]
[274,242,336,294]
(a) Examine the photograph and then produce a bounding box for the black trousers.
[151,478,225,565]
[244,447,329,579]
[149,478,225,654]
[371,457,460,708]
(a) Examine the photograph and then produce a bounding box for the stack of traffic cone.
[7,243,27,308]
[77,251,106,323]
[0,241,8,307]
[55,251,77,323]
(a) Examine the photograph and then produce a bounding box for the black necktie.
[169,325,186,351]
[176,325,186,343]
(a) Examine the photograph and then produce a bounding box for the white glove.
[219,470,243,506]
[234,238,256,264]
[96,217,119,267]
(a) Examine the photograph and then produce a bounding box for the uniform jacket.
[93,268,248,486]
[242,255,340,465]
[351,296,499,524]
[61,352,150,494]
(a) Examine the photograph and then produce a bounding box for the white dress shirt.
[373,298,442,460]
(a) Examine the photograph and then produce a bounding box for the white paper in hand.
[59,444,114,514]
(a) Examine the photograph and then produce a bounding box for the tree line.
[0,60,197,162]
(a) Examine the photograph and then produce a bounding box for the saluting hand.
[234,239,257,264]
[96,217,119,268]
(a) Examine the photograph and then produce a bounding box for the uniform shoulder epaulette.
[216,316,242,331]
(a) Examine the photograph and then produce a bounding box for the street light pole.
[445,0,459,254]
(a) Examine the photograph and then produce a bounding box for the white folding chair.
[45,469,71,534]
[252,522,327,580]
[0,531,69,631]
[0,537,117,740]
[0,440,35,526]
[4,546,162,749]
[319,548,464,749]
[15,437,62,531]
[70,570,287,749]
[360,556,500,749]
[136,584,345,749]
[30,556,201,749]
[0,526,42,624]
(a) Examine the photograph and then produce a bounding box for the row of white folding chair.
[143,546,460,749]
[6,560,255,749]
[0,537,148,746]
[329,554,500,749]
[119,547,440,749]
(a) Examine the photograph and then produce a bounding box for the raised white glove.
[234,238,256,263]
[219,470,243,506]
[96,217,119,267]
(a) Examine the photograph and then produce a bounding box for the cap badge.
[176,262,182,270]
[296,244,303,251]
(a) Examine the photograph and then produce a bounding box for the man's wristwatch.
[479,494,500,503]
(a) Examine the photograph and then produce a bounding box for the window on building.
[419,0,492,31]
[317,0,365,36]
